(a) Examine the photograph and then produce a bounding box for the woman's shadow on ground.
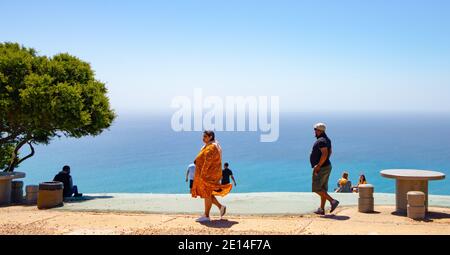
[199,219,239,229]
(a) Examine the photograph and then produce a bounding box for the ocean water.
[19,112,450,195]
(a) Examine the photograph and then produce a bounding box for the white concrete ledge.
[54,192,450,216]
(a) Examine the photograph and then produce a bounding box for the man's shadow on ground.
[199,219,239,229]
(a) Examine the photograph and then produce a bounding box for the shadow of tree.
[199,219,239,229]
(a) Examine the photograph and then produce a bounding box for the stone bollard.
[25,185,39,205]
[407,191,426,220]
[11,181,24,204]
[358,184,374,213]
[37,182,64,209]
[0,174,13,205]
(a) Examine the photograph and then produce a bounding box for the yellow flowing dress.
[191,142,233,198]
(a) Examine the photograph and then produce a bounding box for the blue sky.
[1,0,450,113]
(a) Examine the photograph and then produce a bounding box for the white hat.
[314,123,327,132]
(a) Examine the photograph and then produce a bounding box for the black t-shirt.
[310,133,332,168]
[222,168,233,185]
[53,171,73,197]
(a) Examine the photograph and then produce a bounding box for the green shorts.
[312,165,332,192]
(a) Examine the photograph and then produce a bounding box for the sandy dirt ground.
[0,205,449,235]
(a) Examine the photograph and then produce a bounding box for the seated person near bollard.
[352,174,368,193]
[53,165,83,198]
[335,171,352,193]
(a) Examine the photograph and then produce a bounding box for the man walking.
[310,123,339,215]
[185,163,196,191]
[222,162,237,186]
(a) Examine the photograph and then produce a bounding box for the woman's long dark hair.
[203,130,215,142]
[360,174,367,183]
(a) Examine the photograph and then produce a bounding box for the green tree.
[0,42,115,172]
[0,144,14,170]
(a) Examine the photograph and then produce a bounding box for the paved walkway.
[56,192,450,215]
[2,205,450,235]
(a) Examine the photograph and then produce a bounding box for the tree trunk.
[4,139,33,172]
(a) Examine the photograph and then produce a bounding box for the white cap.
[314,123,327,132]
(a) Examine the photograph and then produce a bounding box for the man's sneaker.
[220,205,227,219]
[330,200,340,213]
[314,208,325,215]
[195,215,211,222]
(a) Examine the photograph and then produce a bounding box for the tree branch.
[17,142,35,165]
[5,138,30,172]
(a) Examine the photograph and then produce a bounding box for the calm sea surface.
[20,112,450,195]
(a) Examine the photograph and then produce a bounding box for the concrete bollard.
[407,191,426,220]
[37,182,64,209]
[407,191,426,206]
[358,184,374,213]
[25,185,39,205]
[11,181,24,204]
[359,185,374,198]
[0,175,13,206]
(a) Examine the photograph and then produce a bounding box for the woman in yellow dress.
[191,130,232,222]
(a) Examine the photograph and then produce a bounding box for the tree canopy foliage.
[0,42,115,172]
